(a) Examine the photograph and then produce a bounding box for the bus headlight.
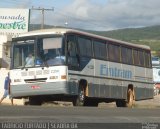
[50,76,58,79]
[61,75,67,79]
[14,79,21,82]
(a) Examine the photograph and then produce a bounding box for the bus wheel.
[84,99,98,107]
[116,100,126,107]
[73,87,85,106]
[29,97,42,105]
[126,89,134,108]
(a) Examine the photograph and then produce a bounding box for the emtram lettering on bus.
[100,64,132,79]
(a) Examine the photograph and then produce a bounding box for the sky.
[0,0,160,31]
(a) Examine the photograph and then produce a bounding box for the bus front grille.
[24,78,47,83]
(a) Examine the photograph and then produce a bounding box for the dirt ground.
[1,95,160,108]
[98,95,160,108]
[42,95,160,108]
[134,94,160,108]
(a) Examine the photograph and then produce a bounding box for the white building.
[0,8,29,105]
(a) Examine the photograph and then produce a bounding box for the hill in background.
[88,25,160,52]
[29,24,160,53]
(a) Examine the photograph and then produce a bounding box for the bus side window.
[67,35,79,68]
[68,41,76,56]
[145,52,151,68]
[133,49,140,66]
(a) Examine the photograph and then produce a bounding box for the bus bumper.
[11,81,78,98]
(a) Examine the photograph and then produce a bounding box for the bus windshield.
[12,36,65,69]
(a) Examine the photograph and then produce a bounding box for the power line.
[31,6,54,29]
[0,1,110,30]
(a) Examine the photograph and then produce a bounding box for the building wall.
[0,35,12,69]
[0,43,2,58]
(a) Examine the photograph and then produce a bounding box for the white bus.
[10,28,153,107]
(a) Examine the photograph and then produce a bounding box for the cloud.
[102,0,160,29]
[33,0,160,30]
[1,0,160,30]
[16,0,32,8]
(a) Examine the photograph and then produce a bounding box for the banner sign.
[0,8,30,35]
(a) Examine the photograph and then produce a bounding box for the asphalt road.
[0,105,160,129]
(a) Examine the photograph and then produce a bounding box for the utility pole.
[31,6,54,29]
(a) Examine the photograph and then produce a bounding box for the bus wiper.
[21,66,25,70]
[21,64,26,70]
[40,58,48,68]
[44,60,49,67]
[35,57,48,67]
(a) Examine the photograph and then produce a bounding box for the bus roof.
[14,28,150,50]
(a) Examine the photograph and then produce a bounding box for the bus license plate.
[31,85,40,89]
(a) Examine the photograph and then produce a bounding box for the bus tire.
[29,97,42,105]
[126,89,134,108]
[73,87,85,106]
[116,100,126,107]
[84,99,98,107]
